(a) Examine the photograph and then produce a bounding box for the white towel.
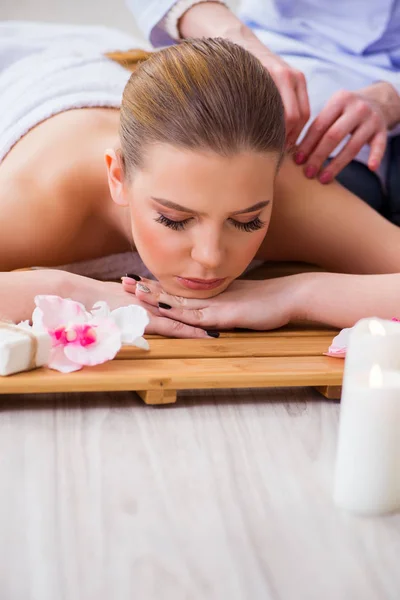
[53,251,155,281]
[49,251,263,282]
[0,21,145,163]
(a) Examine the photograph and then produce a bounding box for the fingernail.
[305,165,317,178]
[137,283,151,293]
[158,302,172,310]
[125,273,141,281]
[319,171,332,184]
[206,330,220,338]
[294,152,306,165]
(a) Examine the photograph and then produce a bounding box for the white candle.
[334,361,400,515]
[343,318,400,377]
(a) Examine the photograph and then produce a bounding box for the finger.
[368,130,387,171]
[290,73,311,145]
[303,110,363,177]
[148,315,211,339]
[273,72,300,145]
[132,279,211,311]
[121,277,138,294]
[134,281,161,308]
[319,122,378,182]
[157,303,237,330]
[157,304,209,327]
[295,99,344,164]
[121,275,161,292]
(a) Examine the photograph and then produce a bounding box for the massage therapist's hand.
[122,276,302,332]
[179,1,310,148]
[295,82,400,184]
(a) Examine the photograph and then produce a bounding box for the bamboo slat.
[145,325,338,340]
[117,336,334,360]
[0,356,343,397]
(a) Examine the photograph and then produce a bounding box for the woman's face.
[112,144,278,298]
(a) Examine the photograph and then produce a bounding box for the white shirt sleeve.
[125,0,226,46]
[124,0,179,46]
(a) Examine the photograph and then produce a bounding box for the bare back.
[0,107,131,271]
[2,105,400,277]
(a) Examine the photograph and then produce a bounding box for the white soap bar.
[0,327,52,376]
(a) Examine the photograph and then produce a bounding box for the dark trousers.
[334,136,400,224]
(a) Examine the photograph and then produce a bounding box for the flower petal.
[47,346,82,373]
[325,327,351,358]
[34,295,89,330]
[64,319,121,366]
[31,306,45,331]
[133,336,150,350]
[110,305,150,345]
[90,301,111,320]
[16,320,33,330]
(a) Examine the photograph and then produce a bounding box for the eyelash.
[154,214,266,233]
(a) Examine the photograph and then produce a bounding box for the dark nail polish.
[125,273,141,281]
[158,302,172,310]
[206,330,220,338]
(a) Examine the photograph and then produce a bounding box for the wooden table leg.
[136,389,178,405]
[314,386,342,400]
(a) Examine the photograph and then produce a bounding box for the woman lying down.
[1,21,400,338]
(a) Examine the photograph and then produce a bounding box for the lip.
[176,277,226,290]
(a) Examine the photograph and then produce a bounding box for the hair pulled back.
[108,38,285,175]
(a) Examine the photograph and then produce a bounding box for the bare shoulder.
[0,166,86,270]
[259,157,400,274]
[0,109,118,270]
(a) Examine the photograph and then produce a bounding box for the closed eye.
[229,216,266,232]
[154,213,266,232]
[154,214,192,231]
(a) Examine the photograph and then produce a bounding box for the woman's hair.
[106,39,285,177]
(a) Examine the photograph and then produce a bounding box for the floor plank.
[0,388,398,600]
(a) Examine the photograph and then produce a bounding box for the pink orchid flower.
[325,328,351,358]
[325,318,400,358]
[31,295,149,373]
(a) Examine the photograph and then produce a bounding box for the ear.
[104,148,129,207]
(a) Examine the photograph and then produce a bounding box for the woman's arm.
[261,157,400,275]
[296,271,400,328]
[122,271,400,331]
[0,270,211,338]
[0,270,71,322]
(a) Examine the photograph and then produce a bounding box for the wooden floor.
[0,387,399,600]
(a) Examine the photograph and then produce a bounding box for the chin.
[160,278,232,299]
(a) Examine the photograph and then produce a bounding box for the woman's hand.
[67,274,210,339]
[295,82,400,183]
[121,275,303,332]
[179,1,310,148]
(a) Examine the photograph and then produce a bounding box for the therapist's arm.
[124,0,178,46]
[179,1,310,147]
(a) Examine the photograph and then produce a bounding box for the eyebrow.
[151,197,270,215]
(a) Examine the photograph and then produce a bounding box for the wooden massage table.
[0,263,343,404]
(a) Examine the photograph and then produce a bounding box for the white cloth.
[48,252,262,281]
[0,21,142,163]
[52,252,155,281]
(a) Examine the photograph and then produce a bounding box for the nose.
[190,228,223,271]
